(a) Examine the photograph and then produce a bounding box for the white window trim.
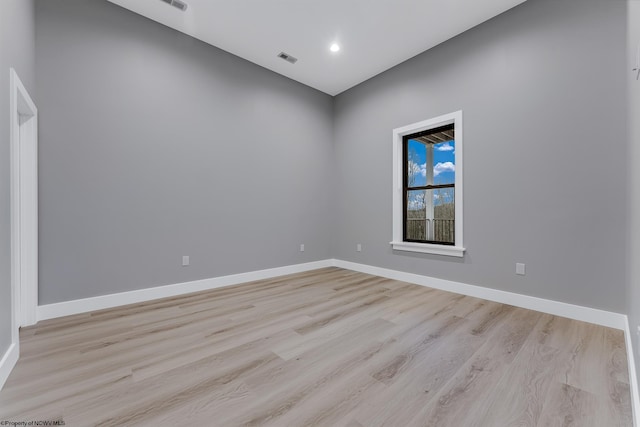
[390,110,465,257]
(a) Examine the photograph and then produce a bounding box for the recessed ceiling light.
[330,43,340,53]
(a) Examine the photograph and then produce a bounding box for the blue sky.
[407,139,455,186]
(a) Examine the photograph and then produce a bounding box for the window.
[391,111,465,257]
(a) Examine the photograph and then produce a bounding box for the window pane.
[406,189,426,241]
[407,139,426,187]
[433,187,455,244]
[406,188,455,244]
[433,140,455,186]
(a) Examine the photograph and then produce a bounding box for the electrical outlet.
[516,263,525,276]
[356,243,362,252]
[636,325,640,337]
[182,256,190,267]
[300,244,305,252]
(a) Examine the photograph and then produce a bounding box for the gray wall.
[33,0,631,318]
[627,0,640,385]
[0,1,35,356]
[35,0,333,304]
[333,0,628,313]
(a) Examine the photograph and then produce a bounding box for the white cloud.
[434,162,455,177]
[435,142,454,152]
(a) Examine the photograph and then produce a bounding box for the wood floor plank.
[477,314,562,426]
[537,382,608,427]
[222,320,395,426]
[336,319,487,427]
[408,307,542,427]
[0,267,631,426]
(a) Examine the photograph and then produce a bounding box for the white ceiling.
[106,0,527,96]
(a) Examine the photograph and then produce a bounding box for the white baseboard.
[37,260,334,321]
[624,317,640,427]
[0,342,19,391]
[38,258,627,330]
[332,259,627,330]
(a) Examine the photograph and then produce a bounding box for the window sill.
[390,241,466,258]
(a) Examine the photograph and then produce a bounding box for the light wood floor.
[0,268,632,426]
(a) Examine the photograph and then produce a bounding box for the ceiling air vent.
[160,0,188,12]
[277,52,298,64]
